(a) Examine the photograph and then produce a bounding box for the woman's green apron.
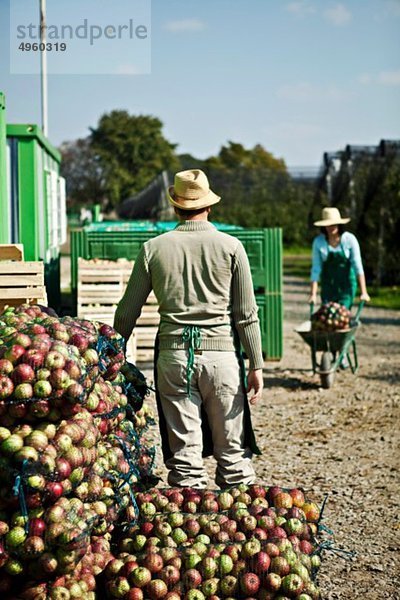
[153,324,261,463]
[320,242,357,309]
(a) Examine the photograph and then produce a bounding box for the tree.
[192,141,313,246]
[315,149,400,285]
[60,138,106,209]
[178,153,204,171]
[90,110,179,208]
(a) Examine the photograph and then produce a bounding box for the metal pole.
[40,0,48,136]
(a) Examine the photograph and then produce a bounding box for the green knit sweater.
[113,220,264,369]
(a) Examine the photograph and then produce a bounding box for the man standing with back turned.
[114,169,264,488]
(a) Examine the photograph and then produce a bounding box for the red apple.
[0,358,13,375]
[268,526,287,541]
[302,502,320,522]
[248,484,267,499]
[281,573,304,596]
[49,368,70,389]
[274,492,293,510]
[289,488,305,508]
[69,333,90,353]
[270,556,290,577]
[21,349,46,369]
[201,497,219,512]
[240,572,260,596]
[0,375,15,398]
[45,482,64,501]
[64,359,82,380]
[146,579,168,599]
[29,399,50,418]
[29,518,46,537]
[300,539,314,555]
[249,550,271,573]
[160,564,180,587]
[4,344,25,363]
[55,458,72,480]
[182,568,202,589]
[126,589,144,600]
[265,572,282,591]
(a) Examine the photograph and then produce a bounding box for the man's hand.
[247,369,264,405]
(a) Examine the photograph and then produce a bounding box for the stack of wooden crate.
[77,258,160,363]
[0,244,47,313]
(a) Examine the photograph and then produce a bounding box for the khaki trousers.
[156,349,255,488]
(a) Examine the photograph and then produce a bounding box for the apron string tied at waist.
[182,325,202,397]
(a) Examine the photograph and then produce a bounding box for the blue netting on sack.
[0,304,156,593]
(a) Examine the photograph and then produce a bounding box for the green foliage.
[90,110,179,208]
[369,286,400,310]
[60,138,106,208]
[205,141,286,172]
[61,110,179,210]
[178,153,205,172]
[323,153,400,285]
[283,253,311,278]
[181,142,314,247]
[60,113,398,287]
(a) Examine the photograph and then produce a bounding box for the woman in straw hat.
[114,169,263,488]
[310,207,370,308]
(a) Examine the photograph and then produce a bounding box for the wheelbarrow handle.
[354,300,365,323]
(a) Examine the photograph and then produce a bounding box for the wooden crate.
[0,261,47,313]
[0,244,24,261]
[77,258,136,361]
[135,291,160,362]
[119,261,160,359]
[77,259,161,363]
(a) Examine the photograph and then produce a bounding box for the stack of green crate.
[234,229,283,360]
[70,222,283,360]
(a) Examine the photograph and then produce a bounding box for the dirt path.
[141,276,400,600]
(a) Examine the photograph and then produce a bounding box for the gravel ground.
[139,276,400,600]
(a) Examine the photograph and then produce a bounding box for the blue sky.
[1,0,399,167]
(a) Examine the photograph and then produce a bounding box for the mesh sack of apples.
[103,485,324,599]
[0,304,153,597]
[0,411,136,590]
[0,534,113,600]
[112,405,158,484]
[311,302,351,332]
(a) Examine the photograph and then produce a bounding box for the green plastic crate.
[255,292,283,360]
[234,229,282,292]
[70,223,283,360]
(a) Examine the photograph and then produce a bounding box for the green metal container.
[70,222,283,360]
[0,94,8,244]
[0,94,66,309]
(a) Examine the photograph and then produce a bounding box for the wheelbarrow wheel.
[320,351,334,388]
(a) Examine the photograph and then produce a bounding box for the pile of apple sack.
[103,485,324,599]
[311,302,351,332]
[0,303,155,599]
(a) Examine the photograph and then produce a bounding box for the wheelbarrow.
[295,302,364,388]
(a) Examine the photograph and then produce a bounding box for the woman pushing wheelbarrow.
[309,207,370,309]
[297,207,370,388]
